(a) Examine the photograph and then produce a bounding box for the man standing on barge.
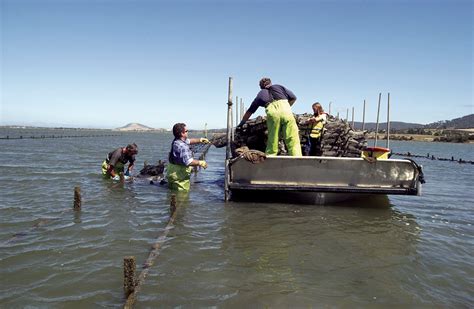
[238,77,302,156]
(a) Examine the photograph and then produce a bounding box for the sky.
[1,0,472,129]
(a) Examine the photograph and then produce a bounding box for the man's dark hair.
[259,77,272,89]
[126,143,138,153]
[172,123,186,138]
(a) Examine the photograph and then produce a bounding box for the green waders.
[167,163,193,191]
[101,160,124,178]
[265,99,302,156]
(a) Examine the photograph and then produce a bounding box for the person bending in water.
[101,143,138,180]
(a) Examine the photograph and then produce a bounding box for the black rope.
[392,152,473,164]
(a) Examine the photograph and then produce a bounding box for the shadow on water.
[231,190,392,208]
[4,209,77,245]
[216,194,422,307]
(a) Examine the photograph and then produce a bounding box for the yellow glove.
[200,137,210,144]
[198,160,208,169]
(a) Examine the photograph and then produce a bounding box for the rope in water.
[124,195,178,309]
[392,152,473,164]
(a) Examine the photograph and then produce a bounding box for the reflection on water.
[232,190,394,207]
[144,197,422,307]
[0,133,472,307]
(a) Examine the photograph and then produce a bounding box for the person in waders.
[305,102,327,156]
[167,123,209,191]
[238,77,302,156]
[102,143,138,180]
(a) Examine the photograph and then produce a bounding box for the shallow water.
[0,130,473,307]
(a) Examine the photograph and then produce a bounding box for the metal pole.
[225,77,233,201]
[204,123,208,138]
[329,101,332,115]
[351,107,355,129]
[230,96,234,142]
[362,99,366,131]
[240,98,244,121]
[226,77,233,159]
[375,93,381,147]
[386,92,390,149]
[345,108,349,122]
[235,96,239,130]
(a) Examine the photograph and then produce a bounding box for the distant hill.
[115,123,155,131]
[424,114,474,129]
[352,121,424,131]
[351,114,473,131]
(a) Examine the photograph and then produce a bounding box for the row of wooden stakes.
[1,134,122,140]
[393,152,474,164]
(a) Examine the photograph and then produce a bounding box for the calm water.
[0,129,473,307]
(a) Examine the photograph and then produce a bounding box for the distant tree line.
[432,130,473,143]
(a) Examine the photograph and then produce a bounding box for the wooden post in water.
[386,92,391,149]
[123,256,136,298]
[351,107,355,129]
[224,77,233,201]
[73,186,81,210]
[170,194,177,216]
[374,93,382,147]
[362,100,366,131]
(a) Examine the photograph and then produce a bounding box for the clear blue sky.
[1,0,472,129]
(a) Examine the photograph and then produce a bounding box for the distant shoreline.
[1,126,472,143]
[368,133,474,144]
